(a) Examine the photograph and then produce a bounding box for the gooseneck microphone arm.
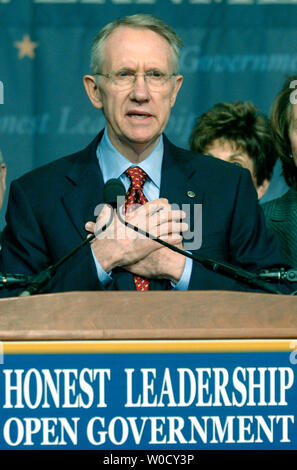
[19,232,99,296]
[19,234,97,296]
[18,218,113,297]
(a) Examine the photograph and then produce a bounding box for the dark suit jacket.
[262,187,297,267]
[0,132,290,295]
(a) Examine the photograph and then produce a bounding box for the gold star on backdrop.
[14,34,38,59]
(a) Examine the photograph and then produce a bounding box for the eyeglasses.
[94,70,177,90]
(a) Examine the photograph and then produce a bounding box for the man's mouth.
[127,112,152,120]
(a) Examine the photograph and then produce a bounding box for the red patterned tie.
[124,166,149,291]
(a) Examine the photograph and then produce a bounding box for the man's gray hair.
[90,14,184,76]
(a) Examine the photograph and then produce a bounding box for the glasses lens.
[147,73,167,89]
[114,71,134,87]
[112,72,173,89]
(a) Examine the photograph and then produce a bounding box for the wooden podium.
[0,290,296,340]
[0,291,296,452]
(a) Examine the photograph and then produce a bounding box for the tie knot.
[125,166,148,190]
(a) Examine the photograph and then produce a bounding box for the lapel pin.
[187,190,196,198]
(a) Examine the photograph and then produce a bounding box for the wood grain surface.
[0,290,296,340]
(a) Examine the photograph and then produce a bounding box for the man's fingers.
[158,220,188,237]
[125,200,186,233]
[125,198,169,222]
[85,221,96,233]
[89,199,187,244]
[95,204,114,232]
[149,209,186,228]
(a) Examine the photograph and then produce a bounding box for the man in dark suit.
[0,14,291,296]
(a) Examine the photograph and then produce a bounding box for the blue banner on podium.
[0,339,297,451]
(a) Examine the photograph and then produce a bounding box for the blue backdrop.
[0,0,296,227]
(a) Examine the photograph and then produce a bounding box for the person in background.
[0,150,6,210]
[261,75,297,267]
[189,101,278,200]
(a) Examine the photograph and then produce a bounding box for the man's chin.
[126,127,161,144]
[109,128,161,159]
[127,135,160,152]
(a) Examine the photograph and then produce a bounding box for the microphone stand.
[18,219,112,297]
[19,235,96,296]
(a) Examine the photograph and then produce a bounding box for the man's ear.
[170,74,183,108]
[257,178,270,200]
[83,75,103,109]
[1,164,6,192]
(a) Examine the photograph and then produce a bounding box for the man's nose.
[129,75,150,101]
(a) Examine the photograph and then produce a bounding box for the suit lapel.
[160,136,201,201]
[61,133,104,239]
[160,136,204,236]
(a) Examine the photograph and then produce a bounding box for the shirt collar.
[97,128,163,189]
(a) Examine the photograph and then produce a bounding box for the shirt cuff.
[90,245,113,287]
[171,253,193,290]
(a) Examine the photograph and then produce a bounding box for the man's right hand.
[85,198,187,274]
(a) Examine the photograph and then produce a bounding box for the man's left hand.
[123,243,186,283]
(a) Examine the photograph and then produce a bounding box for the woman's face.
[289,104,297,166]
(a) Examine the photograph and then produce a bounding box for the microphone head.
[103,178,126,208]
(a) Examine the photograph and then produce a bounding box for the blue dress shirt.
[91,128,192,289]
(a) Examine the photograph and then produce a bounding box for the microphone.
[105,179,284,295]
[103,178,126,208]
